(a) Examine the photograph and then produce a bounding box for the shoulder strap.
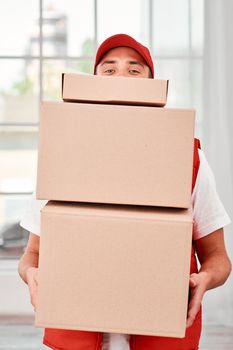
[192,138,201,192]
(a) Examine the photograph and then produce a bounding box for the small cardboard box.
[35,201,193,338]
[62,73,168,107]
[36,101,195,208]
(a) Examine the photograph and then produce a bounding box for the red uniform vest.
[43,138,202,350]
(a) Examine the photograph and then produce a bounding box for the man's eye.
[129,69,140,74]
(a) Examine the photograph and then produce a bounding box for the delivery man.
[18,34,232,350]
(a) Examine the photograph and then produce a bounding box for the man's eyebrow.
[100,60,144,67]
[127,60,144,68]
[100,60,117,66]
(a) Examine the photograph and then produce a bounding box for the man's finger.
[186,285,203,327]
[189,278,197,287]
[186,315,195,328]
[186,302,201,328]
[34,271,38,284]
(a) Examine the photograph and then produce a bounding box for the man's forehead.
[99,48,147,66]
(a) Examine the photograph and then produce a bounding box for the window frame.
[0,0,203,198]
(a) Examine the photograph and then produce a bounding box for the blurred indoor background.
[0,0,232,349]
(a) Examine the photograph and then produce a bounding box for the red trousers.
[43,328,103,350]
[43,309,201,349]
[43,245,201,350]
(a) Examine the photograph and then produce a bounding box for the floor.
[0,316,232,350]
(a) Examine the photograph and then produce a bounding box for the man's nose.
[115,70,128,77]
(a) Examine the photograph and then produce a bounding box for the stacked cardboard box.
[35,73,196,338]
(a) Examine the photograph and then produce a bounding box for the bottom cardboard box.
[35,201,193,338]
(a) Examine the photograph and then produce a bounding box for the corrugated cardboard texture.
[36,102,195,208]
[62,73,168,107]
[35,201,193,338]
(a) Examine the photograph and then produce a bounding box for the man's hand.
[26,266,38,312]
[186,271,209,328]
[187,228,232,328]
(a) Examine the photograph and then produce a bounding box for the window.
[0,0,204,258]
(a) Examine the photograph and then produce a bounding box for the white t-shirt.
[19,148,231,350]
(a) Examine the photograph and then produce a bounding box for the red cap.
[93,33,154,78]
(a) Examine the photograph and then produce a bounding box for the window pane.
[191,0,204,55]
[0,126,38,194]
[43,59,94,100]
[0,194,31,259]
[0,60,39,123]
[0,1,39,56]
[0,126,37,259]
[152,0,189,56]
[190,59,203,126]
[43,0,95,57]
[155,59,191,107]
[0,126,38,150]
[97,0,149,46]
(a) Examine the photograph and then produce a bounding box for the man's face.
[96,47,152,79]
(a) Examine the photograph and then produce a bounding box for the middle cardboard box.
[36,101,195,209]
